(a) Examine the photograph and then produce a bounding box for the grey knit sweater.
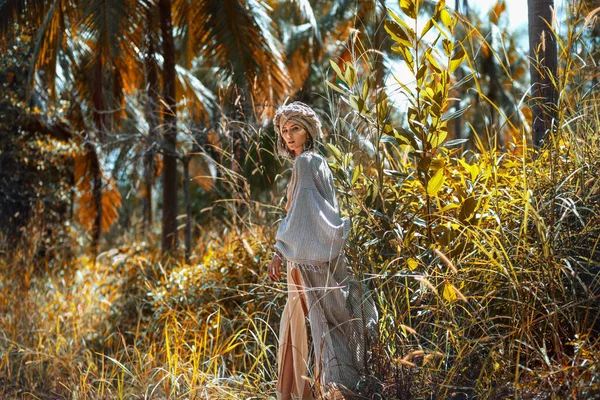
[275,151,351,267]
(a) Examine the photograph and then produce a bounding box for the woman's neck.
[292,149,308,158]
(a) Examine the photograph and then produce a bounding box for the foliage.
[0,29,77,262]
[1,0,600,399]
[324,0,600,397]
[0,220,281,398]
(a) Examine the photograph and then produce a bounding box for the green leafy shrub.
[326,0,600,397]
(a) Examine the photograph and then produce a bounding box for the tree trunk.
[143,7,159,236]
[159,0,178,253]
[91,52,104,258]
[527,0,558,147]
[183,155,192,263]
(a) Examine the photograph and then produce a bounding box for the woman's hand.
[268,254,282,281]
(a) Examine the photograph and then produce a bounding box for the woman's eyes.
[283,126,301,134]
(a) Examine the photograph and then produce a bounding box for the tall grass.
[1,1,599,399]
[322,1,600,398]
[0,224,282,398]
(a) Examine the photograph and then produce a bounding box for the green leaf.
[442,39,454,56]
[433,0,446,20]
[427,168,445,197]
[416,63,427,85]
[458,196,477,222]
[361,79,370,99]
[329,60,344,81]
[396,127,419,150]
[327,143,342,160]
[326,80,348,95]
[421,18,434,37]
[392,44,414,71]
[387,8,412,31]
[349,95,365,113]
[426,51,442,73]
[441,105,471,122]
[344,62,356,87]
[444,138,469,147]
[417,156,431,173]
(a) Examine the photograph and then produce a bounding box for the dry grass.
[0,225,281,399]
[1,2,600,400]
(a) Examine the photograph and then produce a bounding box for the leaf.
[442,105,471,122]
[426,51,442,73]
[417,156,431,173]
[329,59,344,81]
[442,39,454,56]
[407,258,419,271]
[427,169,445,197]
[428,127,448,148]
[327,143,342,160]
[385,20,412,48]
[349,95,365,113]
[421,18,434,37]
[469,164,480,181]
[352,164,363,185]
[326,80,348,95]
[444,138,469,147]
[400,0,417,19]
[443,283,457,302]
[344,62,356,86]
[450,46,466,74]
[361,79,370,99]
[440,9,454,31]
[458,196,477,222]
[392,44,414,71]
[416,63,427,85]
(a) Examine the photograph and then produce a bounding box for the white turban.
[273,102,323,158]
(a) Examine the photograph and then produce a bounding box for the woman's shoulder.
[294,151,326,169]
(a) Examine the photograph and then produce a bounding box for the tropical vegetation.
[0,0,599,398]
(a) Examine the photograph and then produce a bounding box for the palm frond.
[0,0,50,41]
[173,0,196,68]
[175,64,217,120]
[79,0,145,96]
[290,0,320,42]
[190,0,291,111]
[26,0,66,100]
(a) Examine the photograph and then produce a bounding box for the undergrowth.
[1,1,600,399]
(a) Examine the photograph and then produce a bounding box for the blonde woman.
[268,102,377,399]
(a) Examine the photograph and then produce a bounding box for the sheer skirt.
[276,255,377,399]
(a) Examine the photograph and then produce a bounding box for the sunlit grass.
[0,226,281,399]
[1,2,600,400]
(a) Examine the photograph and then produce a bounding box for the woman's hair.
[273,101,323,159]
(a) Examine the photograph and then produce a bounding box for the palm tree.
[527,0,557,147]
[0,0,217,254]
[158,0,178,252]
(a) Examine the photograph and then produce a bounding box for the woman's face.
[281,120,308,156]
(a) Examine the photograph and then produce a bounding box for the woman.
[268,102,377,399]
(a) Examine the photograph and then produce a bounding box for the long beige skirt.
[276,255,376,399]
